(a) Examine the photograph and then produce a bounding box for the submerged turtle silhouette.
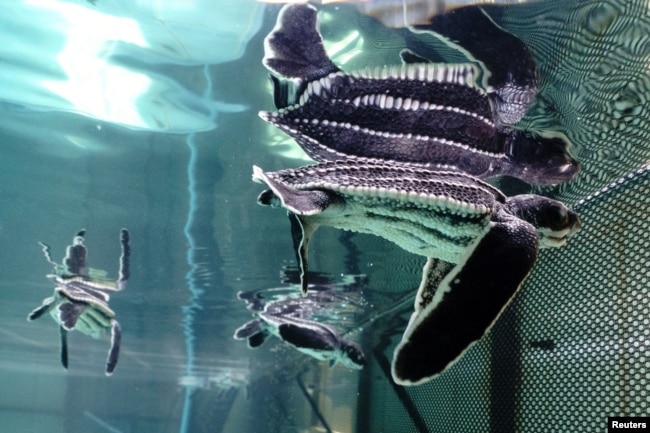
[234,289,365,369]
[260,4,579,186]
[27,229,130,375]
[252,160,581,384]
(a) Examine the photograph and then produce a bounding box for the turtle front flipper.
[116,228,130,290]
[233,319,270,348]
[263,3,340,81]
[392,213,539,386]
[60,326,69,369]
[414,258,455,315]
[106,320,121,376]
[277,321,365,369]
[39,242,59,271]
[63,230,89,277]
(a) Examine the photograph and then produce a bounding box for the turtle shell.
[260,3,580,185]
[254,159,505,263]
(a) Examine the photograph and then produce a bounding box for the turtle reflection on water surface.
[253,160,581,385]
[234,284,366,370]
[27,229,130,375]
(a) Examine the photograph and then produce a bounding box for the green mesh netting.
[360,1,650,431]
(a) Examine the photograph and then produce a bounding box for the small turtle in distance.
[27,229,130,375]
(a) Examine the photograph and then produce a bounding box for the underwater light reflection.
[0,0,263,133]
[23,0,152,128]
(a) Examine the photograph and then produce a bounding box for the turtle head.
[338,340,366,370]
[253,165,343,215]
[503,130,580,185]
[505,194,581,248]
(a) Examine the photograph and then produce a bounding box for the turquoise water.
[2,1,649,432]
[0,2,414,431]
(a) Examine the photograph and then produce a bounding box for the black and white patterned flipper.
[254,165,341,295]
[106,320,121,376]
[263,3,339,81]
[392,213,539,385]
[27,296,55,321]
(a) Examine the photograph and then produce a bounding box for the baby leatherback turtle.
[27,229,130,375]
[253,160,580,384]
[259,4,579,186]
[234,291,365,369]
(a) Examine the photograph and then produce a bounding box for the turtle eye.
[547,203,569,229]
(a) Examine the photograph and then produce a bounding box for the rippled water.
[0,3,422,431]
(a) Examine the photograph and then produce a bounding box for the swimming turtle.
[27,229,130,375]
[398,5,540,127]
[259,4,579,186]
[234,291,366,369]
[252,159,581,384]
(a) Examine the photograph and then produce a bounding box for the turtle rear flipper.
[106,320,121,376]
[392,214,539,386]
[412,258,455,318]
[263,4,340,81]
[233,319,263,340]
[233,320,269,348]
[27,296,56,321]
[407,6,538,126]
[57,301,87,331]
